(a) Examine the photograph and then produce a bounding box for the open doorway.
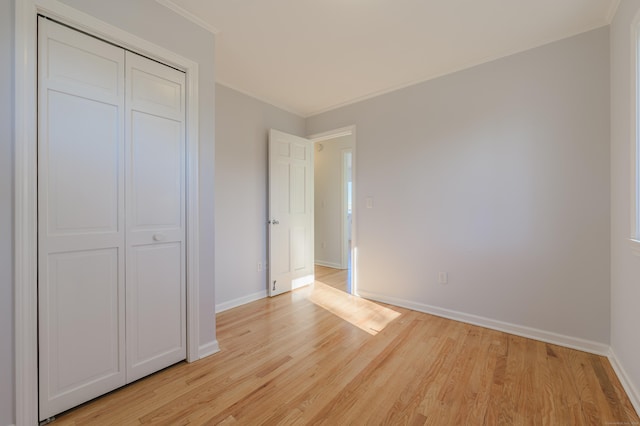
[310,127,356,294]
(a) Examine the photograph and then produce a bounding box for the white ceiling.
[160,0,618,117]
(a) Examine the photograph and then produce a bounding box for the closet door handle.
[153,233,166,242]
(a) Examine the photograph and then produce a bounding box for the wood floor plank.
[314,265,349,292]
[52,276,640,426]
[532,342,555,426]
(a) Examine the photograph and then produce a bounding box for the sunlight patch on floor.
[304,281,401,335]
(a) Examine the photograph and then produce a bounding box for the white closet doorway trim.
[15,1,203,424]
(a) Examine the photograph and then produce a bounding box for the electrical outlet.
[438,272,448,284]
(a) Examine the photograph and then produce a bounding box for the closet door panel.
[127,243,183,374]
[130,66,183,119]
[47,92,120,235]
[46,249,121,394]
[45,25,121,104]
[125,51,186,382]
[130,112,183,229]
[38,17,126,420]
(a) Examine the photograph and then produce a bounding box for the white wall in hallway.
[314,134,354,268]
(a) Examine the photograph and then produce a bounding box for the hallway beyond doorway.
[314,265,348,292]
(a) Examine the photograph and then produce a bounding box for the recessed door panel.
[291,164,307,214]
[272,162,290,277]
[47,92,120,235]
[130,68,183,118]
[47,37,121,102]
[292,144,306,160]
[45,249,122,397]
[127,243,184,380]
[292,226,307,271]
[130,111,183,229]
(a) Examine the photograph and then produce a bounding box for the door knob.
[269,219,280,225]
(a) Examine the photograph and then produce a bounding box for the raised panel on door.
[130,112,183,229]
[268,130,314,296]
[127,243,184,380]
[272,161,292,286]
[38,17,126,420]
[289,144,313,286]
[42,250,122,412]
[125,51,186,382]
[46,91,120,235]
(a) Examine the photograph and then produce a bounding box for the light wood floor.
[52,282,639,425]
[314,264,348,292]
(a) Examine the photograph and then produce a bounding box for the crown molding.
[155,0,220,34]
[220,21,610,118]
[216,80,306,118]
[606,0,621,24]
[305,23,610,117]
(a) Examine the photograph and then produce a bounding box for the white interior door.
[125,51,187,382]
[38,17,126,419]
[268,129,314,296]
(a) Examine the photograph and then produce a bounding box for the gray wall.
[1,1,14,424]
[611,0,640,408]
[307,27,611,343]
[57,0,217,347]
[215,84,305,309]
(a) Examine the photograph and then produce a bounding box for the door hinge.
[273,280,276,291]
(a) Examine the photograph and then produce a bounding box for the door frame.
[15,1,202,424]
[308,126,358,295]
[341,148,353,271]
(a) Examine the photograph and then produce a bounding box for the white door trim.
[341,148,353,270]
[308,126,358,295]
[15,1,202,424]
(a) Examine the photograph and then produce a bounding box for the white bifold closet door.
[124,50,186,383]
[38,17,186,420]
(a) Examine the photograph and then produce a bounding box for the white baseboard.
[608,348,640,417]
[198,340,220,359]
[357,290,610,356]
[216,290,267,313]
[315,260,343,269]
